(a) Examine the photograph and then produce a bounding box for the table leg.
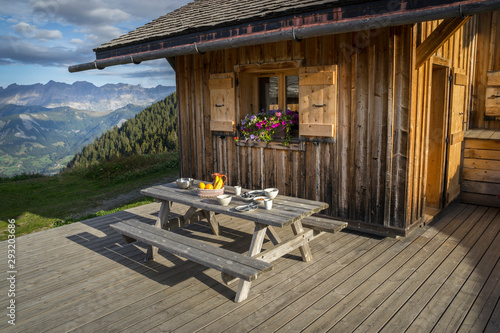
[266,226,281,245]
[183,206,198,223]
[202,210,219,235]
[235,223,267,302]
[291,220,313,262]
[145,200,171,262]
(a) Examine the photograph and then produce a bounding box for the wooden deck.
[1,202,499,332]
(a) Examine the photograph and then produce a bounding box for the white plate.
[235,204,258,212]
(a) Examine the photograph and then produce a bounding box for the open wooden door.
[425,62,450,209]
[445,69,467,204]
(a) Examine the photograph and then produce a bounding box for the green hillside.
[0,152,179,240]
[0,92,180,240]
[67,93,178,168]
[0,104,144,176]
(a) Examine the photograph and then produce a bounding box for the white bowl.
[264,188,279,199]
[253,196,267,206]
[217,194,232,206]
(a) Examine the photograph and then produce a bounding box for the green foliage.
[0,172,45,183]
[70,152,179,186]
[67,93,178,169]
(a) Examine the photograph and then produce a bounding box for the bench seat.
[111,219,273,282]
[301,216,348,233]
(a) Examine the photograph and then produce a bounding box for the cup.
[264,198,273,210]
[234,186,241,196]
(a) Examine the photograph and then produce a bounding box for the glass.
[258,76,278,112]
[286,75,299,111]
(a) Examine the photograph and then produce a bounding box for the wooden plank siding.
[176,19,476,236]
[462,135,500,207]
[406,17,477,228]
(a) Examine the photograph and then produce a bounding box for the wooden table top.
[141,181,329,228]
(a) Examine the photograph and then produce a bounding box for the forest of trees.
[67,93,178,168]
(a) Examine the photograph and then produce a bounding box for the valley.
[0,81,174,176]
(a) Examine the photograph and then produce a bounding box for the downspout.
[68,0,500,73]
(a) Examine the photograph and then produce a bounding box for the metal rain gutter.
[68,0,500,73]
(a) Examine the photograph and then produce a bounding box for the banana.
[215,176,223,189]
[215,177,222,189]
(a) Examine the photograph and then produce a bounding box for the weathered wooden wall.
[176,26,413,236]
[176,17,478,236]
[408,17,476,226]
[472,11,500,129]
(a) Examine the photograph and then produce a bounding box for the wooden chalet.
[70,0,500,237]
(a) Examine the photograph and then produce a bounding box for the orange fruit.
[205,183,214,190]
[199,182,206,189]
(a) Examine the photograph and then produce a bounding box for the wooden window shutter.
[298,65,337,137]
[209,73,236,132]
[485,71,500,117]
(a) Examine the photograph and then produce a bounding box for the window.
[257,74,299,113]
[210,62,338,141]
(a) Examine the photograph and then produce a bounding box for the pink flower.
[276,112,281,117]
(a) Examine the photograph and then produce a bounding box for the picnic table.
[111,180,346,302]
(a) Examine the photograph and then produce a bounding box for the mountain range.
[0,80,174,112]
[0,81,175,176]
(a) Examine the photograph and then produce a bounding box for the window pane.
[286,75,299,111]
[258,76,278,112]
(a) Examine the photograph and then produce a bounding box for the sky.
[0,0,192,88]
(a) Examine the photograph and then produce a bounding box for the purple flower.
[250,134,255,140]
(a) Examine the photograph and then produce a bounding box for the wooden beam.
[416,16,471,68]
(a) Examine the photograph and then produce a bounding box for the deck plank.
[378,205,491,332]
[163,232,361,333]
[1,202,499,332]
[458,258,500,332]
[406,208,500,332]
[352,204,483,332]
[434,210,500,332]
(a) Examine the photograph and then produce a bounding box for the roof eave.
[69,0,500,73]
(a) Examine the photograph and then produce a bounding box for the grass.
[0,152,180,240]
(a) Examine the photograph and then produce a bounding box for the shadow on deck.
[1,202,499,332]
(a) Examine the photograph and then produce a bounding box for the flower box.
[239,109,299,145]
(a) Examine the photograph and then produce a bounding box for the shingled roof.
[69,0,500,72]
[95,0,355,52]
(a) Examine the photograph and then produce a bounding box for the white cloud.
[36,29,62,39]
[0,35,90,66]
[13,22,62,40]
[30,0,130,26]
[70,38,84,45]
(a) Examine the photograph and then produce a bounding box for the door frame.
[424,56,452,209]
